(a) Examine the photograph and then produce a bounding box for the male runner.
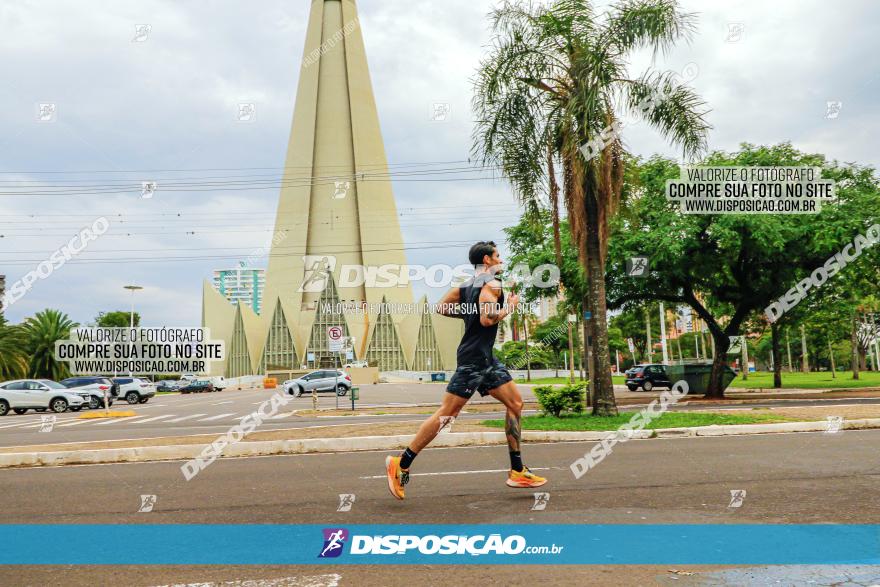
[385,241,546,499]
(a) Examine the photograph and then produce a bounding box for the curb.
[2,418,878,470]
[77,411,137,419]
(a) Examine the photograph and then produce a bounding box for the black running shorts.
[446,358,513,399]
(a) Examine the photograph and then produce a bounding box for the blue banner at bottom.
[0,524,877,565]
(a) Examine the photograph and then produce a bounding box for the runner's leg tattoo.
[505,410,521,453]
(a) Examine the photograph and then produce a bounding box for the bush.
[533,382,587,417]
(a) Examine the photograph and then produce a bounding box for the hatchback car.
[112,377,157,404]
[0,379,86,415]
[59,376,118,409]
[625,364,674,391]
[283,369,351,397]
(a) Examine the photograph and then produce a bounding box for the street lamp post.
[124,285,143,377]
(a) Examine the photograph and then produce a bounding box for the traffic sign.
[327,326,344,352]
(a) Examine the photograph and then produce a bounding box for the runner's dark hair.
[468,241,496,267]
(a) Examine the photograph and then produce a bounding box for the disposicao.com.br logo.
[318,528,563,557]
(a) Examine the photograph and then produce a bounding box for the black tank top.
[456,282,504,365]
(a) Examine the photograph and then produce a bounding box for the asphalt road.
[0,429,877,585]
[0,384,527,446]
[1,383,878,447]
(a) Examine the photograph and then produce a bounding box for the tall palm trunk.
[548,143,563,271]
[583,174,616,415]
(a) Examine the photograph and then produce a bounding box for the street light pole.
[124,285,143,377]
[659,302,669,365]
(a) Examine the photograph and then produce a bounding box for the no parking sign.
[328,326,344,351]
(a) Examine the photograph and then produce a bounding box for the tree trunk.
[851,314,860,379]
[771,321,782,388]
[800,325,809,373]
[706,331,731,398]
[584,193,617,416]
[547,143,564,272]
[828,340,836,378]
[524,315,531,382]
[583,311,593,406]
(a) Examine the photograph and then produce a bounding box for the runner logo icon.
[318,528,349,558]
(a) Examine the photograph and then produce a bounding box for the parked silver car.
[283,369,351,397]
[0,379,86,415]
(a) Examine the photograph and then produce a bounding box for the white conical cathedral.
[203,0,462,377]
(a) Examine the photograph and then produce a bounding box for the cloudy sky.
[0,0,877,327]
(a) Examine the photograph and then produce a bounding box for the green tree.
[22,309,78,380]
[96,311,140,328]
[473,0,709,414]
[0,315,27,379]
[607,144,880,396]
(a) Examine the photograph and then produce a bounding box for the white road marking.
[56,419,92,427]
[94,416,141,426]
[211,401,234,406]
[130,414,178,424]
[199,413,236,422]
[0,420,41,430]
[166,413,207,423]
[359,467,551,479]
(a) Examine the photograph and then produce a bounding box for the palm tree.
[22,309,78,380]
[473,0,709,415]
[0,315,27,380]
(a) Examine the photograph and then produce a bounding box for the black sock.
[399,447,418,470]
[509,451,523,472]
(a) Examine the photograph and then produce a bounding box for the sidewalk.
[1,403,878,469]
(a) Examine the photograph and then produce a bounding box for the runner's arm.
[479,281,517,326]
[435,287,462,318]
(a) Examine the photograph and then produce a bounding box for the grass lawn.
[729,371,880,389]
[482,411,793,431]
[523,371,879,390]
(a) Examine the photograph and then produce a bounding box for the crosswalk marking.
[199,413,236,422]
[0,420,40,430]
[56,419,91,427]
[166,413,207,423]
[129,414,177,424]
[94,416,140,426]
[0,411,256,430]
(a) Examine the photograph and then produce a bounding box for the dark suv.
[59,376,119,409]
[625,364,673,392]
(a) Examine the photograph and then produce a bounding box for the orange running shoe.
[506,467,547,488]
[385,455,410,500]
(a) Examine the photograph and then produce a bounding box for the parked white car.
[59,376,117,409]
[0,379,86,415]
[112,377,157,404]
